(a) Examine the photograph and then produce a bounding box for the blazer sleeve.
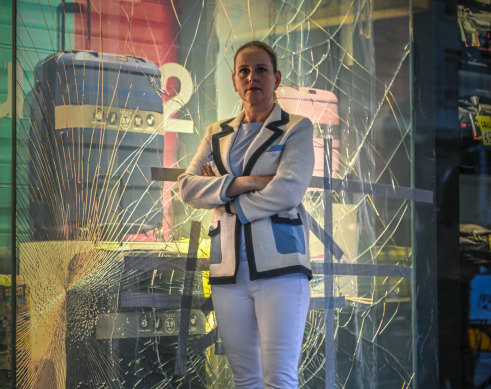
[234,117,314,224]
[178,124,235,209]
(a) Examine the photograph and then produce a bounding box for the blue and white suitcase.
[29,51,164,241]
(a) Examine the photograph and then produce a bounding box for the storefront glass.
[13,1,426,387]
[457,1,491,387]
[0,0,14,386]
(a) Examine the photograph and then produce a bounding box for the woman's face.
[232,46,281,110]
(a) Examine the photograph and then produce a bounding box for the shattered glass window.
[0,0,14,386]
[14,0,428,387]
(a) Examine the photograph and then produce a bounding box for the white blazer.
[178,103,314,284]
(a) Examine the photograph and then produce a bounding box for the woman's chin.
[244,97,274,108]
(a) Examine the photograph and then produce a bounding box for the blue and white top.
[229,122,263,261]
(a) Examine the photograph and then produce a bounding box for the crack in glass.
[14,0,415,387]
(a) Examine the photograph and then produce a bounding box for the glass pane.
[0,0,14,387]
[458,1,491,388]
[16,1,415,387]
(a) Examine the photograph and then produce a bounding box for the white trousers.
[211,262,311,389]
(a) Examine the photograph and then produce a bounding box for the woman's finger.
[201,163,216,177]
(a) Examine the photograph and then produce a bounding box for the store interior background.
[0,0,490,388]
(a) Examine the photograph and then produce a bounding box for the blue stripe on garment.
[267,144,284,152]
[234,197,249,225]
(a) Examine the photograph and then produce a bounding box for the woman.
[178,41,314,388]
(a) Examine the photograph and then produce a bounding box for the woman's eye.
[239,68,249,76]
[257,67,268,73]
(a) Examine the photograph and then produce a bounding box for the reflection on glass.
[458,2,491,387]
[0,0,14,387]
[15,1,415,387]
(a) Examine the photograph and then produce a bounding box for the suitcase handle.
[57,0,91,51]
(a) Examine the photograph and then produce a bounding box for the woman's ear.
[274,70,282,90]
[232,73,238,92]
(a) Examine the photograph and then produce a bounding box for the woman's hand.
[201,163,215,177]
[201,162,273,197]
[201,163,272,213]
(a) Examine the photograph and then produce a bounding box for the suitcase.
[65,247,208,388]
[29,51,164,241]
[276,86,339,126]
[276,86,340,178]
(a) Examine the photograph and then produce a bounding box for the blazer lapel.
[242,104,289,176]
[211,112,243,175]
[211,104,290,177]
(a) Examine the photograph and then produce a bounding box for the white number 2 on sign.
[161,62,194,134]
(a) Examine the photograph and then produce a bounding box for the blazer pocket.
[208,221,222,264]
[270,213,306,255]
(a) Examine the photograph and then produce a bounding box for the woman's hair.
[233,40,278,73]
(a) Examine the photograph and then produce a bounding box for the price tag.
[477,115,491,146]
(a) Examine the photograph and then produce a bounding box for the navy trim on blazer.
[271,213,302,225]
[208,221,220,237]
[242,110,289,176]
[234,218,242,278]
[252,265,312,280]
[211,119,234,175]
[245,221,312,280]
[209,215,242,285]
[245,222,256,276]
[208,109,312,284]
[209,276,236,284]
[242,109,306,281]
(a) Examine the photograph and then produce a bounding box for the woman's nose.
[248,70,258,82]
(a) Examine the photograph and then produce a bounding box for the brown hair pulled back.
[233,41,278,73]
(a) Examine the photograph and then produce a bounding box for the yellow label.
[469,327,491,351]
[477,116,491,146]
[477,115,491,130]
